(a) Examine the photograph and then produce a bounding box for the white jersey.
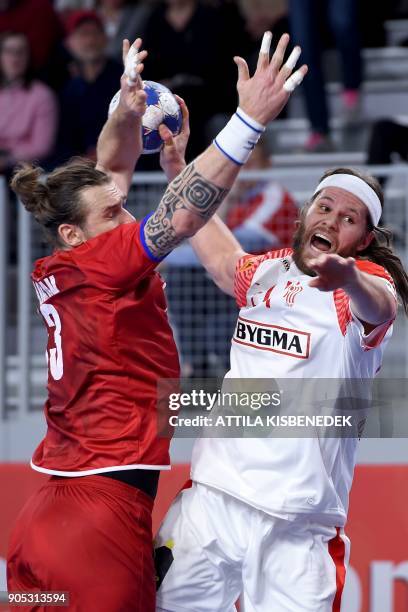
[191,249,396,526]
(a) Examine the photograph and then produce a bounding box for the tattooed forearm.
[144,162,230,259]
[144,198,184,255]
[169,164,230,218]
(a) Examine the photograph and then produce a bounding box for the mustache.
[293,222,338,251]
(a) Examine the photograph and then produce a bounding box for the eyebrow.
[317,196,361,215]
[104,196,126,211]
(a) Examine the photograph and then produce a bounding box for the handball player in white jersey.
[154,44,408,612]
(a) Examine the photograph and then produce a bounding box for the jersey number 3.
[40,304,64,380]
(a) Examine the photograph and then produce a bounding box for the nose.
[322,211,340,230]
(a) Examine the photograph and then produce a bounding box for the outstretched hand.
[117,38,148,117]
[308,254,359,291]
[159,96,190,181]
[235,31,308,126]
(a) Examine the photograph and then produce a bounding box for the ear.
[356,230,374,252]
[58,224,85,248]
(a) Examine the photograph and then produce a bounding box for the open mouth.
[310,232,333,252]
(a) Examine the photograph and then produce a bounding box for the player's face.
[81,181,135,240]
[293,187,373,274]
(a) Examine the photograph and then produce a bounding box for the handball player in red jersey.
[6,32,307,610]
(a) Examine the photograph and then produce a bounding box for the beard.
[292,219,316,276]
[292,217,363,276]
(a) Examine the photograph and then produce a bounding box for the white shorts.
[155,482,350,612]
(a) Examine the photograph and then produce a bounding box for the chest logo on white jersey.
[283,280,303,306]
[233,316,311,359]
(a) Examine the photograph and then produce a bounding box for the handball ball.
[108,80,182,154]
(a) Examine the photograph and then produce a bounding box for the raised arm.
[96,38,147,194]
[190,215,245,295]
[143,32,307,259]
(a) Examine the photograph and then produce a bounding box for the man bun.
[10,164,52,225]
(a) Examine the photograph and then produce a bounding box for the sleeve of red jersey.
[234,248,292,308]
[351,259,397,350]
[71,219,163,291]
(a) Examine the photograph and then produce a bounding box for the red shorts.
[7,474,155,612]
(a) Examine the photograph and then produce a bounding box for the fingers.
[283,64,308,93]
[124,37,143,86]
[234,56,250,83]
[122,39,130,65]
[285,45,302,71]
[137,88,147,104]
[256,31,272,71]
[269,33,290,77]
[174,95,190,135]
[276,45,301,84]
[159,124,174,146]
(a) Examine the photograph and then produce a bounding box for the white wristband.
[213,107,265,165]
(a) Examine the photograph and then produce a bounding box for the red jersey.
[30,220,180,476]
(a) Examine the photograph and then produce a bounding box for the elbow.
[386,296,398,321]
[373,296,397,325]
[172,210,203,239]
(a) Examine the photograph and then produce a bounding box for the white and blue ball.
[109,80,182,154]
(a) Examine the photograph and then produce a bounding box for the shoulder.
[355,259,396,300]
[355,259,393,283]
[29,80,56,103]
[237,247,293,279]
[235,248,293,307]
[31,249,75,280]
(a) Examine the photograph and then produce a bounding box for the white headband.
[313,174,381,226]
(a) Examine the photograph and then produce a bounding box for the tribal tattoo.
[144,163,230,259]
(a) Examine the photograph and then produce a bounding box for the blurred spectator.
[0,30,57,264]
[0,0,61,71]
[53,10,122,163]
[96,0,154,63]
[223,138,298,252]
[0,32,57,175]
[239,0,287,43]
[288,0,363,151]
[367,119,408,187]
[165,140,298,377]
[141,0,251,160]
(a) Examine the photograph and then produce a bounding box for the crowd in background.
[0,0,405,174]
[1,0,408,374]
